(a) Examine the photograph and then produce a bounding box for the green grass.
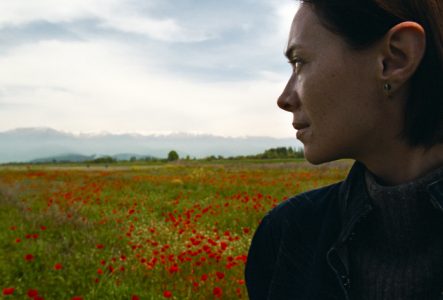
[0,160,351,299]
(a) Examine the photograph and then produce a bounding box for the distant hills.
[0,127,302,163]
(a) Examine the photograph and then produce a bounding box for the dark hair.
[299,0,443,147]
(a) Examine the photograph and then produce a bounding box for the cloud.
[0,0,98,26]
[99,14,213,43]
[0,0,300,138]
[273,0,300,40]
[0,38,294,137]
[0,0,213,42]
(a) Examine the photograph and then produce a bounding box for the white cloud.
[0,1,302,138]
[245,0,299,74]
[0,0,212,42]
[0,0,100,25]
[274,1,300,40]
[99,13,213,42]
[0,39,294,137]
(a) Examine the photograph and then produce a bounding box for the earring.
[383,83,392,92]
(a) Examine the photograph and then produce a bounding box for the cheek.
[301,70,343,123]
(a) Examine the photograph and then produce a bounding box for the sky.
[0,0,300,138]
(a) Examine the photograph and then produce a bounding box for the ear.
[379,21,426,89]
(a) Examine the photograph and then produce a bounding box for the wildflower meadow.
[0,160,351,299]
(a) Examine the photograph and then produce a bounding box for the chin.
[303,146,341,165]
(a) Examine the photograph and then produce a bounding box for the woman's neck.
[361,143,443,186]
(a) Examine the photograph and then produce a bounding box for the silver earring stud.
[383,83,392,92]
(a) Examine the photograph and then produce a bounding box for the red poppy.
[131,295,140,300]
[168,265,179,274]
[226,261,237,269]
[163,290,172,298]
[27,289,39,298]
[201,274,208,281]
[2,287,14,295]
[15,238,21,243]
[235,255,247,263]
[71,297,83,300]
[54,263,63,270]
[40,226,47,231]
[216,272,225,280]
[96,244,104,249]
[25,254,34,261]
[220,242,228,251]
[213,287,222,298]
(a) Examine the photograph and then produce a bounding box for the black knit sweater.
[348,166,443,299]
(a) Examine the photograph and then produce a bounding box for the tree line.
[30,147,305,165]
[169,147,304,162]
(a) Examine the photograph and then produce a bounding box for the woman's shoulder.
[265,161,364,230]
[267,181,343,226]
[245,181,345,298]
[251,181,344,258]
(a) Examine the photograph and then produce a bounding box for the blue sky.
[0,0,299,137]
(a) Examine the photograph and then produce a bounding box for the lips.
[292,122,309,130]
[293,122,310,141]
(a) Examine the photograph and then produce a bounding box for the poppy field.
[0,160,350,299]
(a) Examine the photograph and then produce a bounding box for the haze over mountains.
[0,128,302,163]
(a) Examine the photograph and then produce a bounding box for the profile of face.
[278,4,387,164]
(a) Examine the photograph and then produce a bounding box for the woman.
[245,0,443,299]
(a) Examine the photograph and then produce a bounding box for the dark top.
[245,161,443,300]
[349,166,443,299]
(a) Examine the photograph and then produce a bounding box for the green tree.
[167,150,179,161]
[91,156,116,164]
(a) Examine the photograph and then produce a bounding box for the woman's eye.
[288,57,303,73]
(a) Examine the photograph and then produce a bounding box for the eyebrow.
[284,44,303,59]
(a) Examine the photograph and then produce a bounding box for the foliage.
[258,147,304,159]
[167,150,179,161]
[88,156,116,164]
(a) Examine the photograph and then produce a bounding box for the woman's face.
[278,4,386,164]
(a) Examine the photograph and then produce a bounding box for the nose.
[277,73,297,112]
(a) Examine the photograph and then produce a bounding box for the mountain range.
[0,127,302,163]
